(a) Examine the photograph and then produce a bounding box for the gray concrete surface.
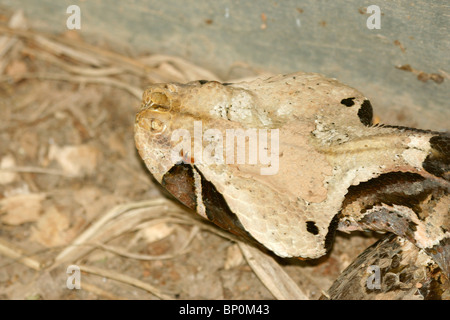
[1,0,448,129]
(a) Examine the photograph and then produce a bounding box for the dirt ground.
[0,9,392,300]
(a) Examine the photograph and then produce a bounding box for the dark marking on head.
[423,134,450,182]
[340,97,355,107]
[198,80,209,85]
[162,164,259,247]
[358,100,373,126]
[306,221,319,235]
[222,82,233,86]
[324,213,341,253]
[193,166,255,242]
[161,164,197,210]
[342,171,443,218]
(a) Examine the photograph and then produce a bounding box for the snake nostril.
[143,93,152,106]
[143,91,171,112]
[151,92,169,106]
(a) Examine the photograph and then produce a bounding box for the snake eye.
[136,109,167,134]
[150,118,165,132]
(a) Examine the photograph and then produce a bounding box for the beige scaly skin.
[135,72,449,298]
